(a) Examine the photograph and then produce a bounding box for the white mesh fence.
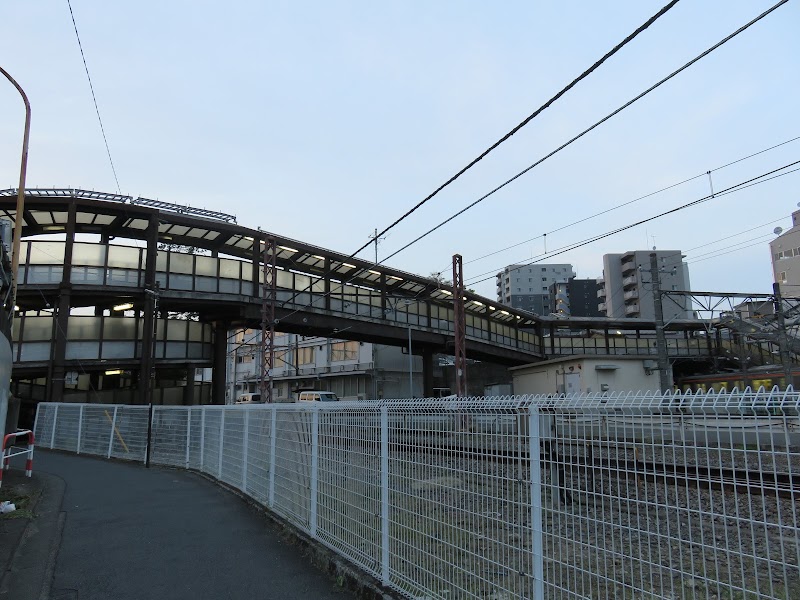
[34,390,800,599]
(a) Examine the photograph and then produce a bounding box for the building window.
[780,271,787,282]
[298,347,315,365]
[331,341,358,362]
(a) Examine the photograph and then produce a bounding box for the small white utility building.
[510,355,668,396]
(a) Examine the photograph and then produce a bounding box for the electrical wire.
[383,0,789,264]
[687,237,778,265]
[459,136,800,270]
[688,233,776,262]
[275,3,787,328]
[607,213,793,271]
[466,159,800,286]
[349,0,682,259]
[66,0,122,194]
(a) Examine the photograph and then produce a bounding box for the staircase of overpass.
[0,189,787,405]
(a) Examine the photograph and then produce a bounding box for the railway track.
[397,436,800,500]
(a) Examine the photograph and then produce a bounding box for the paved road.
[37,452,353,600]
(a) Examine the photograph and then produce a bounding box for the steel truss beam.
[260,237,277,403]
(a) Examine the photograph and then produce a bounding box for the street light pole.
[0,66,31,326]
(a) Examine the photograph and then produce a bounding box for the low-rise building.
[226,330,422,403]
[770,210,800,296]
[510,355,667,395]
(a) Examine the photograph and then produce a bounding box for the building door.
[565,372,581,395]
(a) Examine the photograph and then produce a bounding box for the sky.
[1,1,798,300]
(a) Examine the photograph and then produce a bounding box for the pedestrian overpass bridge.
[0,189,780,404]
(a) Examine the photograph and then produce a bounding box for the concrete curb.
[191,470,402,600]
[0,471,66,600]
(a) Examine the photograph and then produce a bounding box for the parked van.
[297,391,339,403]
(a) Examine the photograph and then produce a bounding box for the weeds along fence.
[34,391,800,600]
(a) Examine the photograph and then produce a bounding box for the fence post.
[218,409,225,479]
[76,405,84,454]
[185,408,192,469]
[242,409,249,493]
[529,405,545,599]
[50,404,58,449]
[309,408,319,537]
[380,404,390,586]
[200,407,206,472]
[268,406,277,508]
[107,406,118,459]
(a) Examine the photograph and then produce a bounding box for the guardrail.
[0,429,34,488]
[34,391,800,599]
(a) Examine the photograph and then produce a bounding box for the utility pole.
[772,282,793,388]
[648,253,671,392]
[368,228,386,265]
[452,254,467,397]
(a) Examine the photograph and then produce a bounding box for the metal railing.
[34,391,800,599]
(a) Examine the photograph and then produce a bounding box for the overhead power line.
[274,0,786,330]
[66,0,121,194]
[384,0,789,264]
[466,159,800,286]
[459,135,800,270]
[687,236,778,265]
[349,0,682,259]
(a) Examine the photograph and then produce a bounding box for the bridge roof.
[0,188,707,333]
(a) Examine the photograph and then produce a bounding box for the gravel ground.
[375,442,800,600]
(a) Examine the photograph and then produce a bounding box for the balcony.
[623,289,639,301]
[621,257,637,274]
[622,275,638,288]
[598,302,607,312]
[625,303,640,316]
[597,288,606,299]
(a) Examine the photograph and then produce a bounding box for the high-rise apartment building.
[770,208,800,296]
[597,250,692,321]
[549,278,604,317]
[496,264,576,315]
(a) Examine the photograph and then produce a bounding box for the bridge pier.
[422,348,435,398]
[47,204,77,404]
[184,366,197,405]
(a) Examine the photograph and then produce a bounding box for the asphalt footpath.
[2,451,359,600]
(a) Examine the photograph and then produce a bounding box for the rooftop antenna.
[368,228,387,265]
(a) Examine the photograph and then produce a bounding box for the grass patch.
[0,488,38,520]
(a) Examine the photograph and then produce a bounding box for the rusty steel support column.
[139,214,159,405]
[260,236,277,403]
[452,254,467,397]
